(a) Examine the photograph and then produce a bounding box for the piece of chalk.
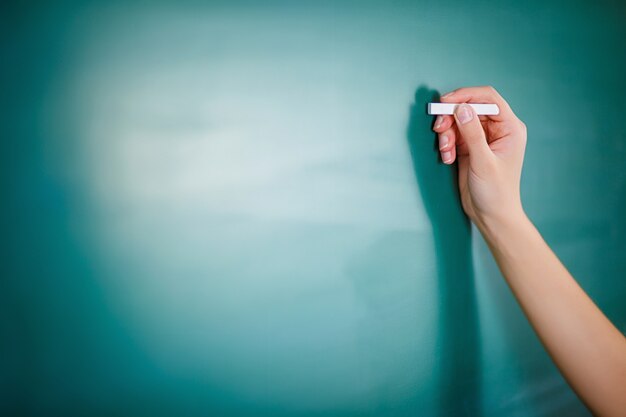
[428,103,500,116]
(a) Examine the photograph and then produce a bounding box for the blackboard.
[2,1,626,416]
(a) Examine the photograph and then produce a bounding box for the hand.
[432,86,527,230]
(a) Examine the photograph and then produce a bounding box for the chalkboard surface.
[2,1,626,416]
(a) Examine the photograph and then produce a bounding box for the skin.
[432,86,626,417]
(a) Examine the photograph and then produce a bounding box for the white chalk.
[428,103,500,116]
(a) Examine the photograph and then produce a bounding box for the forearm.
[479,213,626,417]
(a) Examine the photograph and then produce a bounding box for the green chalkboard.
[2,1,626,416]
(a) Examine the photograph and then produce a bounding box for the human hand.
[432,86,527,231]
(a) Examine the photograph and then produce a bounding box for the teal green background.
[2,1,626,416]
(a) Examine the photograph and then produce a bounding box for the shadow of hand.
[407,86,468,233]
[406,84,481,416]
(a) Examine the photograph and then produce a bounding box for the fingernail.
[439,135,449,150]
[441,151,452,164]
[434,115,444,129]
[456,104,473,124]
[441,91,454,98]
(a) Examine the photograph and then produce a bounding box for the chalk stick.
[428,103,500,116]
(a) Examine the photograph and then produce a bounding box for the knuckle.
[486,85,498,94]
[518,119,527,134]
[515,119,528,145]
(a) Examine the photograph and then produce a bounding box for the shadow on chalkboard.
[406,85,482,416]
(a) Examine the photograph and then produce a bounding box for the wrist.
[476,207,531,245]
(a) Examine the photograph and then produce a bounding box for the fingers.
[440,85,515,122]
[438,127,456,164]
[433,115,455,164]
[432,86,512,166]
[453,103,493,169]
[433,115,453,132]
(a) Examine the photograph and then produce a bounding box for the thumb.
[454,104,493,168]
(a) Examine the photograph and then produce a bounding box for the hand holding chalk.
[431,86,527,230]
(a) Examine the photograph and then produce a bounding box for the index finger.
[440,86,516,122]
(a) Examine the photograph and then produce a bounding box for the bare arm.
[433,86,626,416]
[482,210,626,416]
